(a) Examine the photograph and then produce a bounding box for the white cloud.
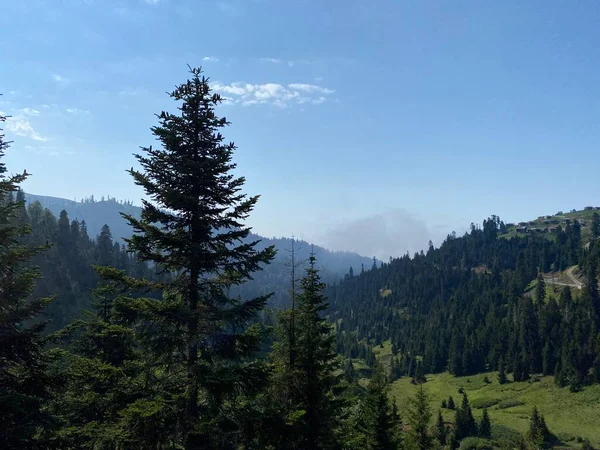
[52,73,69,84]
[145,0,162,4]
[20,107,40,116]
[259,58,313,67]
[0,110,47,142]
[288,83,334,94]
[260,58,282,64]
[202,56,220,62]
[66,107,90,115]
[212,81,335,107]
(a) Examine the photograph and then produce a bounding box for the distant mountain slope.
[25,193,141,244]
[24,192,373,307]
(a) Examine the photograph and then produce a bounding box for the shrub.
[470,398,500,409]
[497,399,524,410]
[582,439,595,450]
[459,437,493,450]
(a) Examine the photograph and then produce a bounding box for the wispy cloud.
[202,56,220,62]
[20,107,41,116]
[145,0,162,4]
[259,57,314,67]
[212,82,335,108]
[66,107,90,115]
[260,58,282,64]
[288,59,313,67]
[288,83,334,94]
[52,73,70,84]
[0,109,47,142]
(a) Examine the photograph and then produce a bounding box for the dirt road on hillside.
[544,265,583,290]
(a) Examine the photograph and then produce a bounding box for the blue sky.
[2,0,600,259]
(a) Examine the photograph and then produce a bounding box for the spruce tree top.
[124,66,275,284]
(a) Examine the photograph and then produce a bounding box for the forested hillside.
[330,214,600,391]
[25,193,373,308]
[15,192,162,331]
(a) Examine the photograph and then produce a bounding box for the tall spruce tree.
[293,251,342,449]
[361,363,401,450]
[406,384,433,450]
[0,109,54,448]
[111,67,276,448]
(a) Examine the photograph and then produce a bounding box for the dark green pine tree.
[96,224,114,267]
[498,356,507,384]
[111,67,276,448]
[294,251,342,449]
[412,358,426,384]
[406,384,433,450]
[478,408,491,438]
[361,363,401,450]
[527,406,551,449]
[50,276,162,448]
[344,358,358,383]
[535,272,546,308]
[447,395,455,410]
[583,257,600,325]
[0,111,54,448]
[435,410,447,446]
[454,392,477,441]
[593,212,600,240]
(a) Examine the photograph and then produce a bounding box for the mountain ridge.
[24,192,374,307]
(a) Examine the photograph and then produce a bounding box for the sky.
[2,0,600,259]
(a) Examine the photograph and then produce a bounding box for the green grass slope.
[390,372,600,447]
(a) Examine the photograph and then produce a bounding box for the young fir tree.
[535,272,546,308]
[269,238,306,448]
[454,392,477,441]
[406,384,433,450]
[527,406,551,449]
[107,67,276,448]
[478,408,491,438]
[435,410,447,446]
[447,395,455,410]
[0,110,54,448]
[361,363,402,450]
[293,251,342,449]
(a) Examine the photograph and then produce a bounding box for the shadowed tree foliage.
[0,110,54,448]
